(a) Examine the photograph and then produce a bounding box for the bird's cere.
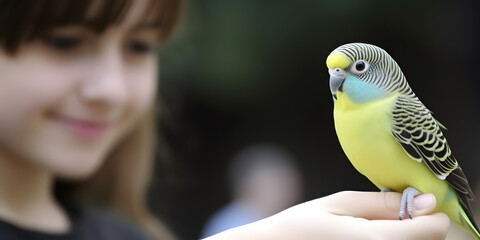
[326,51,351,69]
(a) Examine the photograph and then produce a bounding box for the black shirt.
[0,200,152,240]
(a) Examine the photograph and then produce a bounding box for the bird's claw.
[381,187,392,192]
[399,187,422,220]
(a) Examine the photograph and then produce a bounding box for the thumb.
[319,191,437,220]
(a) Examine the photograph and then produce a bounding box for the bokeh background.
[151,0,480,239]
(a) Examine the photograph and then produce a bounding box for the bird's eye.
[355,61,365,71]
[351,60,369,74]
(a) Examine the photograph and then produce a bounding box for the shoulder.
[72,204,152,240]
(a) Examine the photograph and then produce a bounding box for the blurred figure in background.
[201,144,303,238]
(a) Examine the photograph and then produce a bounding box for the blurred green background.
[151,0,480,239]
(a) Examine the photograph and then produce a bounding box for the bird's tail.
[459,206,480,240]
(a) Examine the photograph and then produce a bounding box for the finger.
[366,213,450,240]
[319,191,436,220]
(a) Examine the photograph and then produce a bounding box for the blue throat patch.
[342,74,386,103]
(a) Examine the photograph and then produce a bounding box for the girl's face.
[0,1,160,179]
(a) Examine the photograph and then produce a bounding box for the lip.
[54,115,109,139]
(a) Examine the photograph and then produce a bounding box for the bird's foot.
[399,186,422,220]
[381,187,392,192]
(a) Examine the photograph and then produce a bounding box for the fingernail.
[414,193,435,210]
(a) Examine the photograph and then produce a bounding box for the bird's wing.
[390,95,474,201]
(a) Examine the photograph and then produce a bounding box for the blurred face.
[0,1,160,179]
[248,164,302,215]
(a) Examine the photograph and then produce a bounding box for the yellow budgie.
[327,43,479,239]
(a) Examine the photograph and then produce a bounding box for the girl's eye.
[127,40,154,54]
[44,35,82,51]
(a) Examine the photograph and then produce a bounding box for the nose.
[80,47,128,106]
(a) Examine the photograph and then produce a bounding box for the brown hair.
[0,0,182,53]
[80,111,176,240]
[0,0,183,239]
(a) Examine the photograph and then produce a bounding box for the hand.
[204,191,450,240]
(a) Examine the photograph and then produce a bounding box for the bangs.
[0,0,182,53]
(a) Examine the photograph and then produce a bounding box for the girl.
[0,0,180,239]
[0,0,450,239]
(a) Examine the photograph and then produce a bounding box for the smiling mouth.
[53,115,109,139]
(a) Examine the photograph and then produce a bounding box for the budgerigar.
[327,43,479,239]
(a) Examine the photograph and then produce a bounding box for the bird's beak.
[329,68,346,99]
[326,51,351,100]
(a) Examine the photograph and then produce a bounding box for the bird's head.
[326,43,408,103]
